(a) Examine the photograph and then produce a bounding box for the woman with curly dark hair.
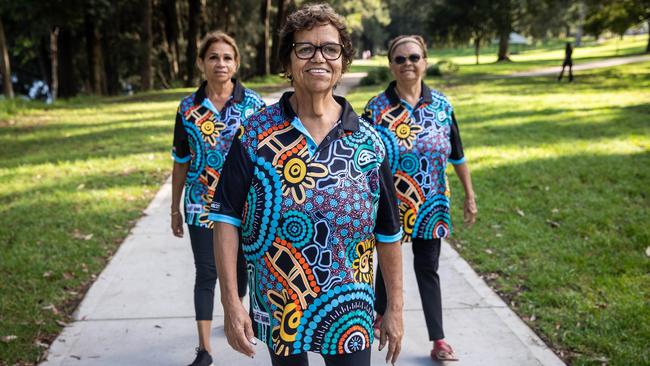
[209,4,404,366]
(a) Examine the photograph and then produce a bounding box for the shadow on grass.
[450,150,649,365]
[0,122,172,169]
[460,103,650,147]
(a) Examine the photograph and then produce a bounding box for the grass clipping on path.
[348,62,650,366]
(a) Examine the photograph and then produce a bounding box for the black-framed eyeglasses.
[292,42,343,60]
[393,54,422,64]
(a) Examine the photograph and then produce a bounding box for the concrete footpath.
[40,73,565,366]
[506,54,650,78]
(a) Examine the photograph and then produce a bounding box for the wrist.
[221,293,241,308]
[386,299,404,312]
[465,192,475,200]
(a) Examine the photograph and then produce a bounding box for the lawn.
[346,62,650,365]
[350,34,649,76]
[0,78,285,365]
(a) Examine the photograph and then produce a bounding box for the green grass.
[0,77,284,365]
[347,62,650,365]
[350,34,649,77]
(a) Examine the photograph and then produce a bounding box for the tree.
[0,16,13,98]
[140,0,153,90]
[185,0,202,86]
[256,0,271,76]
[271,0,291,74]
[585,0,650,51]
[429,0,493,64]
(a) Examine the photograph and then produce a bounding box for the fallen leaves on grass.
[646,246,650,257]
[72,229,93,241]
[546,219,561,228]
[42,304,60,315]
[485,248,494,255]
[1,335,18,343]
[515,208,525,217]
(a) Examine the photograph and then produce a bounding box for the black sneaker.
[188,348,213,366]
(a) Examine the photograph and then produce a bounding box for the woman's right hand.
[171,212,184,237]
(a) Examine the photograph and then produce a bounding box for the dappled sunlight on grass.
[347,61,649,365]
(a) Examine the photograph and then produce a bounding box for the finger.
[244,319,257,349]
[391,337,402,364]
[379,328,387,351]
[385,336,396,364]
[234,326,253,356]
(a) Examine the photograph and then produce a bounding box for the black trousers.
[558,60,573,81]
[375,238,444,341]
[188,225,248,321]
[268,348,371,366]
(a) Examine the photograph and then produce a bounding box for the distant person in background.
[363,35,477,362]
[558,42,574,82]
[170,31,265,366]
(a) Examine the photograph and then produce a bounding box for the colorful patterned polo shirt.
[209,92,402,356]
[362,81,465,241]
[172,79,265,228]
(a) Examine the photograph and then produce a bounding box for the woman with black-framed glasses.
[209,4,404,366]
[362,35,478,362]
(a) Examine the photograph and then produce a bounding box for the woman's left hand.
[464,195,477,227]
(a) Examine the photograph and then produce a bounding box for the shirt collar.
[279,91,360,132]
[193,78,245,106]
[384,80,432,106]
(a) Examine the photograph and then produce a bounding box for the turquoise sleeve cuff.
[375,229,403,243]
[172,151,191,163]
[208,213,242,228]
[448,157,466,165]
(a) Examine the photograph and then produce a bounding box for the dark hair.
[278,3,354,76]
[387,35,428,63]
[197,31,240,66]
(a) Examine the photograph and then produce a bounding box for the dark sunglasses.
[393,54,422,64]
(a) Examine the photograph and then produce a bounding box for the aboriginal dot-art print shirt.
[363,81,465,241]
[209,92,402,356]
[172,79,265,228]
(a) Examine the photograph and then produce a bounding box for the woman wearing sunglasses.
[209,4,404,366]
[363,35,477,362]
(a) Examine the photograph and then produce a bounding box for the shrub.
[359,67,391,86]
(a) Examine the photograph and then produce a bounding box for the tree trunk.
[102,0,120,95]
[474,37,481,65]
[271,0,289,74]
[575,0,585,46]
[493,0,512,62]
[497,31,510,62]
[50,27,59,101]
[647,20,650,53]
[186,0,201,86]
[256,0,271,76]
[0,17,14,99]
[84,11,103,94]
[162,0,180,80]
[216,0,231,32]
[140,0,153,91]
[58,28,77,98]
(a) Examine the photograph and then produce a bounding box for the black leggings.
[268,348,371,366]
[188,225,247,321]
[375,238,443,340]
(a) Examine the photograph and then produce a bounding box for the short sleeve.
[208,136,254,227]
[172,108,191,163]
[374,158,403,243]
[361,98,375,124]
[448,112,465,165]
